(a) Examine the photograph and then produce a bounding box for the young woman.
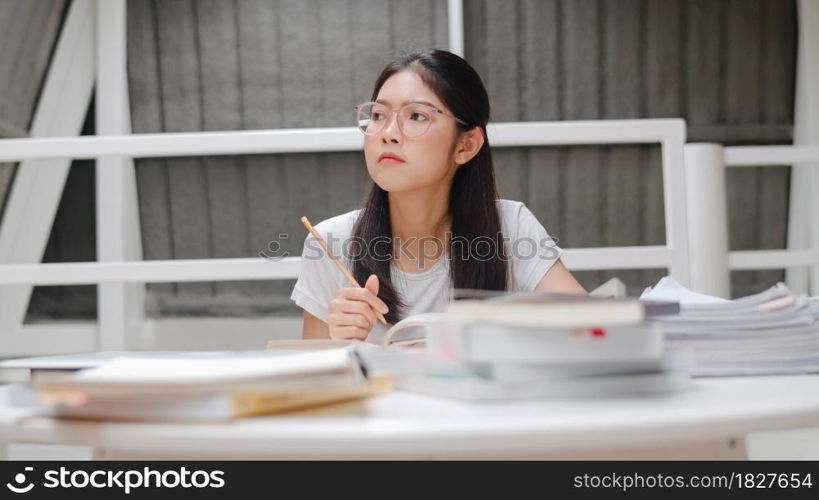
[291,50,586,342]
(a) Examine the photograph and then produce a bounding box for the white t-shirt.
[290,199,564,343]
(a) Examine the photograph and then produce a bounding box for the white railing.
[0,119,690,283]
[0,0,692,355]
[684,144,819,297]
[0,120,685,160]
[0,119,690,355]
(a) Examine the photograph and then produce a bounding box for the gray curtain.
[127,0,448,316]
[0,0,86,321]
[24,0,797,319]
[0,0,66,217]
[465,0,796,297]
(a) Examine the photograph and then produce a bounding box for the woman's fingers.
[337,286,389,315]
[335,300,376,327]
[328,311,372,331]
[327,323,369,340]
[340,327,369,340]
[327,282,388,340]
[364,274,380,296]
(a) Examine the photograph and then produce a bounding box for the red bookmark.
[590,328,606,338]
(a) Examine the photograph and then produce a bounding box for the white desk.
[2,375,819,460]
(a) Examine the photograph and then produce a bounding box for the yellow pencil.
[301,216,388,325]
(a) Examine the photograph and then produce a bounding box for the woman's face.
[364,70,462,194]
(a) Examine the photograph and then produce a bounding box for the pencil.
[301,216,388,325]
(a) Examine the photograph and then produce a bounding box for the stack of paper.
[641,277,819,376]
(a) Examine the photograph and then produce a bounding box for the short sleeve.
[508,203,564,292]
[290,232,344,322]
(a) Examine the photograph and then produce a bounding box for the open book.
[379,312,445,347]
[266,313,443,350]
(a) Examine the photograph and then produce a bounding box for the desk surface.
[2,375,819,459]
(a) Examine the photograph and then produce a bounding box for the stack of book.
[642,277,819,376]
[358,292,691,400]
[9,347,392,421]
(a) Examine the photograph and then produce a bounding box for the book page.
[380,312,446,346]
[69,348,356,385]
[640,276,730,305]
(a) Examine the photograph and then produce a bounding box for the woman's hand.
[327,274,389,340]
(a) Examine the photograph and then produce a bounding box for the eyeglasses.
[354,101,469,137]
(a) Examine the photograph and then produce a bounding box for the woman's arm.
[534,258,587,294]
[302,310,330,339]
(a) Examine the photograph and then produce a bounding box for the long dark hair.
[351,50,507,324]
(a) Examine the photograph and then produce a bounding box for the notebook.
[10,373,393,421]
[12,348,393,421]
[0,350,303,383]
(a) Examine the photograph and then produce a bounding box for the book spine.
[428,324,664,363]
